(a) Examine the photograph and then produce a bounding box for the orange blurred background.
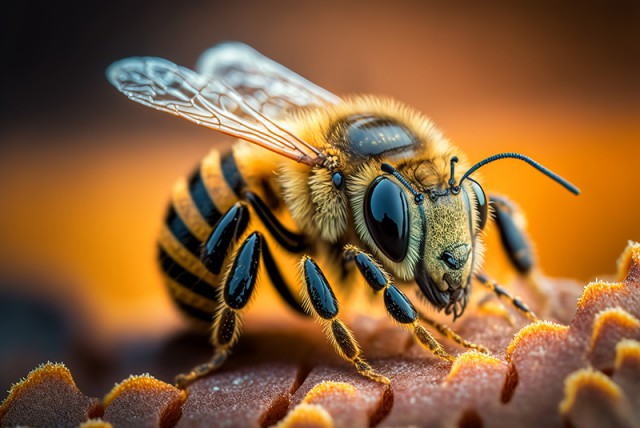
[1,1,639,391]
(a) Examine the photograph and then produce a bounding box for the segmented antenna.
[381,163,424,204]
[450,152,580,195]
[448,156,459,193]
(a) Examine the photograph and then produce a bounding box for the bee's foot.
[174,352,227,389]
[354,358,390,385]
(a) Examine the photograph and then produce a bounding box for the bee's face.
[351,161,486,319]
[414,192,474,318]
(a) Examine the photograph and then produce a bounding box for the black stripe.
[221,152,246,196]
[174,299,214,322]
[188,167,222,226]
[165,205,202,256]
[158,247,219,301]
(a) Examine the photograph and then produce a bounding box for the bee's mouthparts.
[415,263,449,308]
[415,263,469,320]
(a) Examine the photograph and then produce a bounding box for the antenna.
[448,156,459,194]
[450,153,580,196]
[381,163,424,204]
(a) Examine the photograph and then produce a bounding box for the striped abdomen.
[157,149,247,327]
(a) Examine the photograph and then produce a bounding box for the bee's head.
[356,160,486,319]
[353,153,578,319]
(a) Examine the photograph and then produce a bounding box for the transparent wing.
[196,42,341,118]
[107,57,323,165]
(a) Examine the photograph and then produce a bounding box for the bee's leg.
[475,292,517,326]
[489,195,548,314]
[416,309,490,353]
[261,241,308,316]
[489,196,534,275]
[199,201,250,275]
[300,255,390,384]
[246,191,306,252]
[474,272,538,322]
[343,245,473,358]
[176,232,263,388]
[243,191,308,315]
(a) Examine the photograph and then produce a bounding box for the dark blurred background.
[1,1,639,394]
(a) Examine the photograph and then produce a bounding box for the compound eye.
[468,179,488,232]
[364,176,410,262]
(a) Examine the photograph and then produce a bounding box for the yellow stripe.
[163,275,217,314]
[172,177,212,242]
[201,150,237,213]
[158,226,217,285]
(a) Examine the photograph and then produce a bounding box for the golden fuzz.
[287,96,460,172]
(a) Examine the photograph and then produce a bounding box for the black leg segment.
[345,247,389,292]
[384,285,418,324]
[262,241,308,316]
[246,191,306,253]
[201,202,249,275]
[302,257,339,319]
[223,232,262,310]
[215,308,237,346]
[490,196,534,274]
[331,319,359,360]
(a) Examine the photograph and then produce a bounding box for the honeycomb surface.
[2,242,639,427]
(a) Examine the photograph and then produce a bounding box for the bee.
[107,42,579,387]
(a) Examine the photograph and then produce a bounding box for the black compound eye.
[467,179,488,232]
[364,176,410,262]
